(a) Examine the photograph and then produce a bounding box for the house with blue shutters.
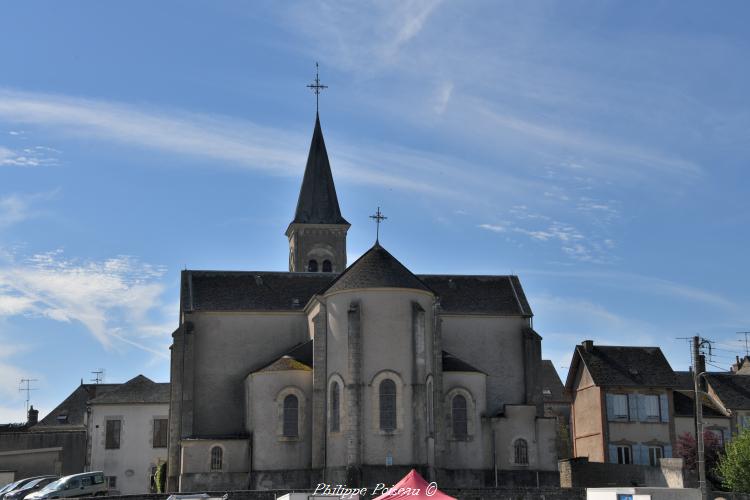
[565,340,679,466]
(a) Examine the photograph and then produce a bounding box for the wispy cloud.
[0,249,169,356]
[0,145,59,167]
[0,191,59,229]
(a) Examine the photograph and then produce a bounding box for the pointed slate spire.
[292,114,348,225]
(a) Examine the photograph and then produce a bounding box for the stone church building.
[166,113,558,492]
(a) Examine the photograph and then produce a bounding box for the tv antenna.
[91,369,105,384]
[19,378,38,415]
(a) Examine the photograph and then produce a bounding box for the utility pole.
[693,335,708,500]
[18,378,38,416]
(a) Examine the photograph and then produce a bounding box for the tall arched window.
[330,381,340,432]
[322,260,332,272]
[379,379,397,431]
[514,439,529,465]
[210,446,223,470]
[283,395,299,437]
[452,395,468,439]
[308,259,318,272]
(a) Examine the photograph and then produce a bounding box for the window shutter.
[606,393,615,421]
[608,444,617,463]
[663,445,672,458]
[659,394,669,422]
[638,444,649,465]
[629,394,640,422]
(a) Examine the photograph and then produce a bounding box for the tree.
[675,431,723,486]
[717,428,750,492]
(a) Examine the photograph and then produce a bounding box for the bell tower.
[286,113,349,273]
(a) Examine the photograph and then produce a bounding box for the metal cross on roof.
[370,206,387,243]
[306,62,328,113]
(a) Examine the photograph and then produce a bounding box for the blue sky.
[1,1,749,422]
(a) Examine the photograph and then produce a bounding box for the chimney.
[581,340,594,352]
[27,405,39,426]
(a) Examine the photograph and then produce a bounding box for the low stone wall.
[78,487,586,500]
[714,494,750,500]
[559,457,687,488]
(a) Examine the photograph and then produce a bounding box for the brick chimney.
[27,405,39,426]
[581,340,594,352]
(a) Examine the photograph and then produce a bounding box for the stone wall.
[0,429,86,478]
[559,457,686,488]
[77,487,586,500]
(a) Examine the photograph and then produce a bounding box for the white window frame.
[617,445,632,464]
[648,445,663,466]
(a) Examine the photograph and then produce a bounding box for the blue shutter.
[664,444,672,458]
[606,393,615,421]
[629,394,640,421]
[640,444,650,465]
[640,394,649,421]
[608,444,617,463]
[659,394,669,422]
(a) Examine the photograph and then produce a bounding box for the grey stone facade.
[166,114,558,492]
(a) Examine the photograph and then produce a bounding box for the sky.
[0,1,749,423]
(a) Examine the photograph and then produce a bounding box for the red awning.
[372,469,456,500]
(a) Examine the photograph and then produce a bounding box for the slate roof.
[673,389,728,418]
[566,343,678,389]
[705,373,750,411]
[182,271,333,312]
[442,351,484,373]
[420,275,532,316]
[253,340,313,373]
[88,375,169,405]
[323,243,432,294]
[36,383,120,428]
[540,360,570,402]
[674,370,696,391]
[291,114,348,225]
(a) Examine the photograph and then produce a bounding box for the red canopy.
[372,469,456,500]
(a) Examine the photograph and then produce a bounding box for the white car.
[25,472,107,499]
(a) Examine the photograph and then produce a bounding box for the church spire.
[291,114,348,225]
[286,112,350,273]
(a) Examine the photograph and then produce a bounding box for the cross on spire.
[370,206,387,243]
[306,62,328,113]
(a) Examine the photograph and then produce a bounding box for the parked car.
[0,478,53,500]
[25,472,107,499]
[4,478,57,500]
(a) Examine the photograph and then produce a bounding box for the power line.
[738,332,750,356]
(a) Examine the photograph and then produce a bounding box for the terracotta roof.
[540,360,570,402]
[323,243,432,294]
[254,340,313,373]
[705,373,750,411]
[88,375,169,405]
[566,343,678,389]
[290,114,348,225]
[442,351,484,373]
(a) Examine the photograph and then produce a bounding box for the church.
[166,110,559,492]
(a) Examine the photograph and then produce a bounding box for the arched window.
[210,446,223,470]
[514,439,529,465]
[379,379,397,431]
[330,381,340,432]
[283,395,299,437]
[322,260,332,272]
[452,394,468,439]
[308,259,318,272]
[426,378,434,436]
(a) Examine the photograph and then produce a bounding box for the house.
[540,360,572,458]
[672,371,731,446]
[565,340,678,466]
[86,375,170,495]
[0,383,118,479]
[166,111,559,491]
